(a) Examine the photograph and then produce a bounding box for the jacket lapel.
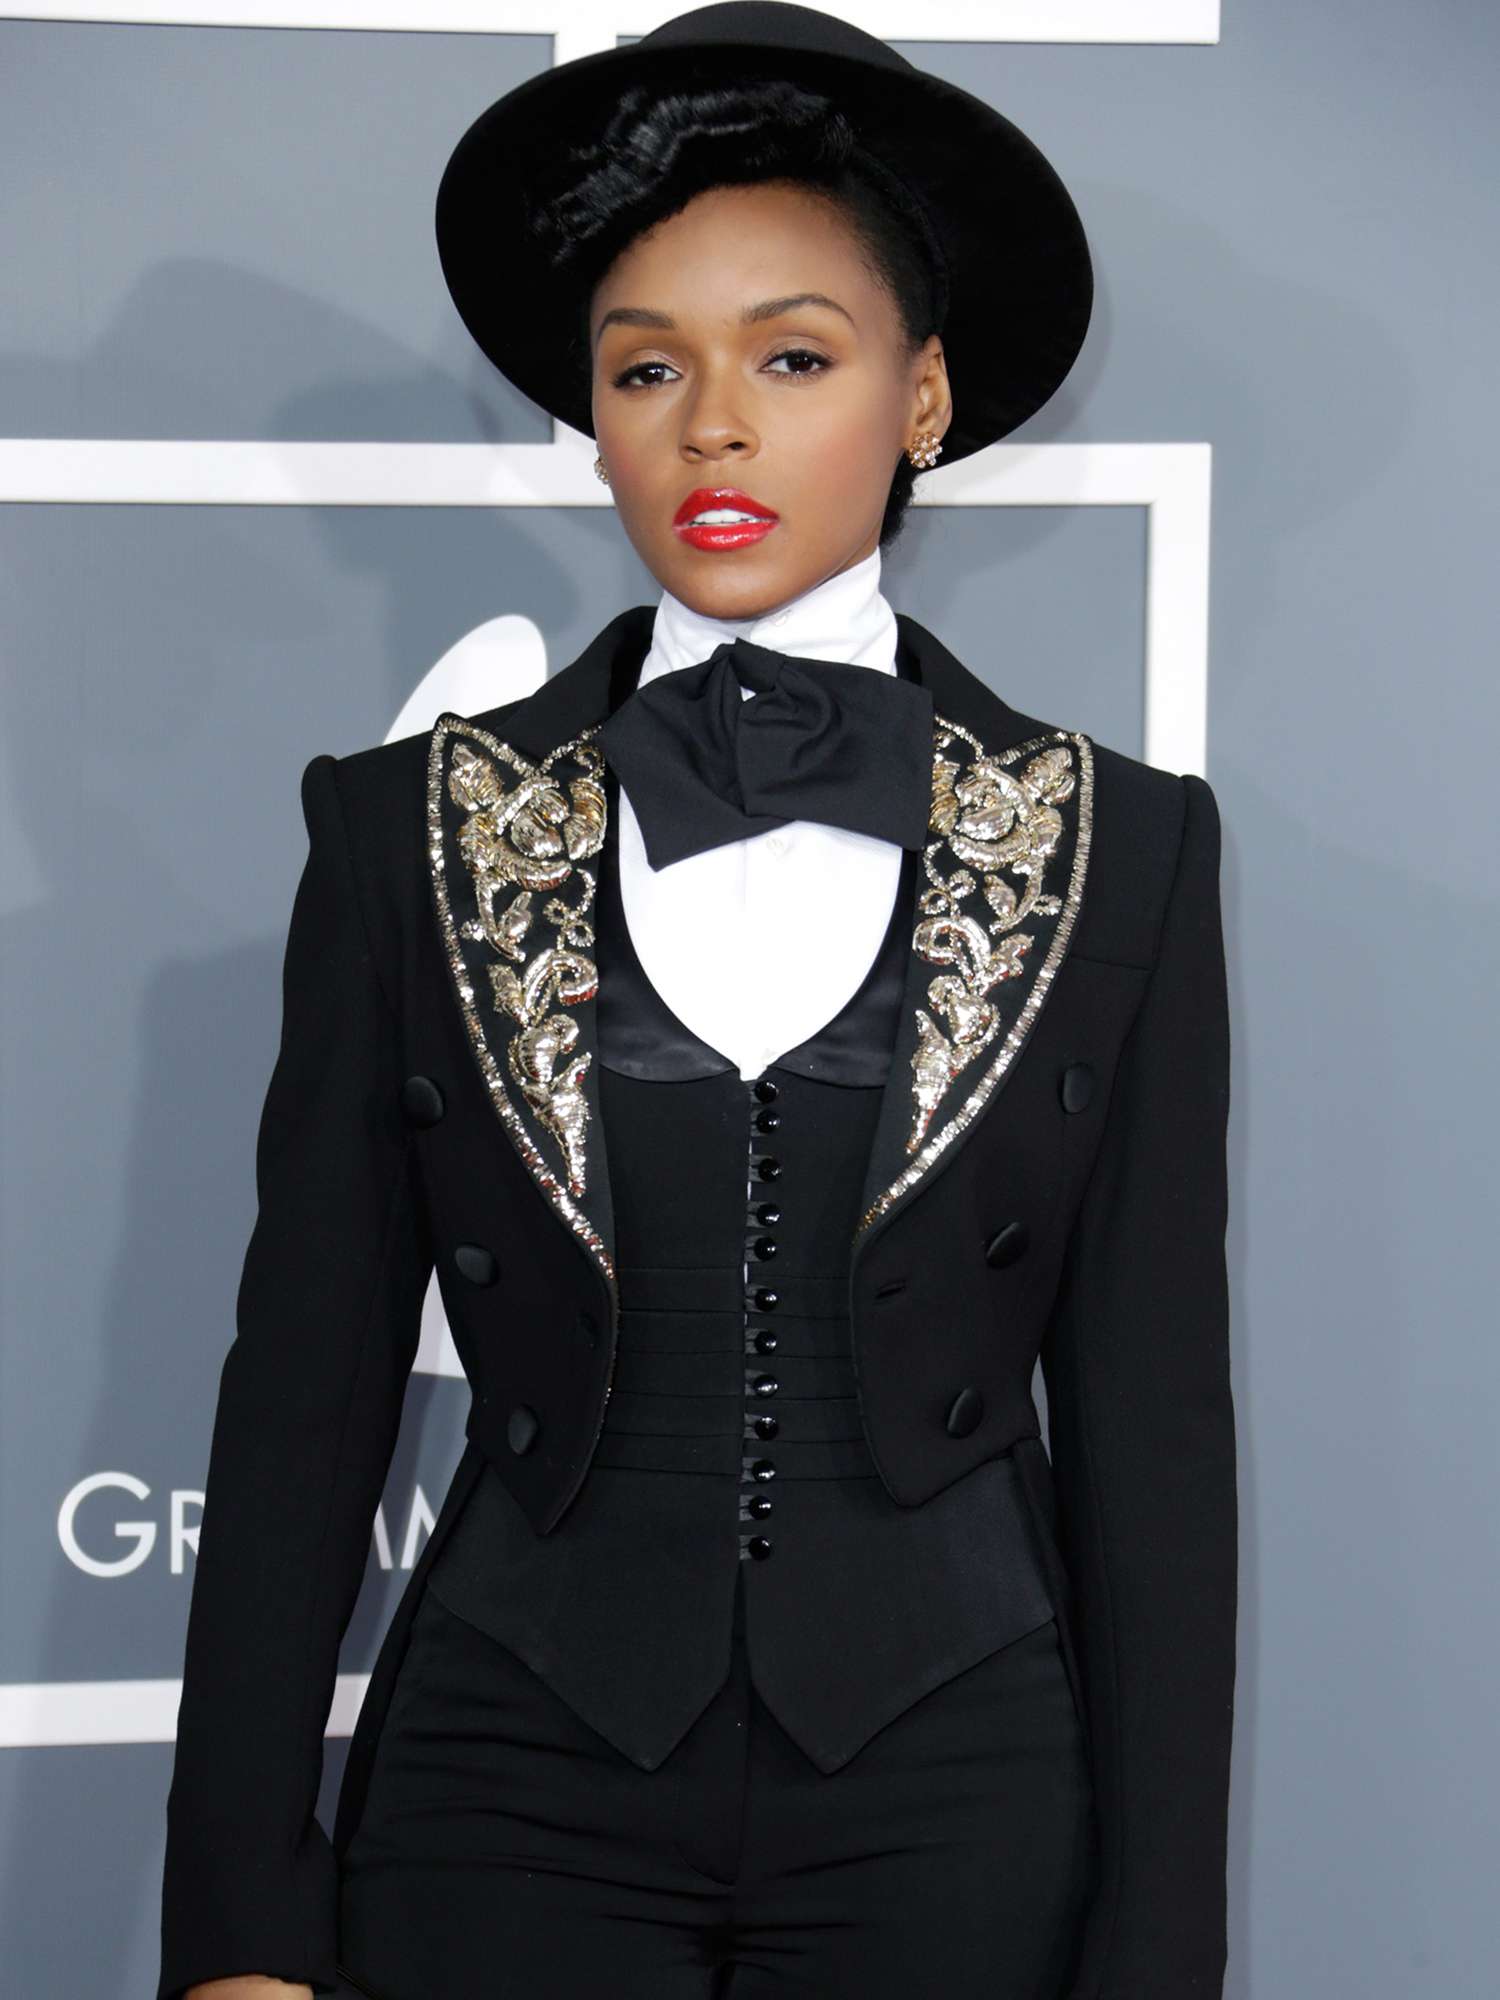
[424,605,1093,1289]
[425,609,654,1292]
[851,614,1095,1249]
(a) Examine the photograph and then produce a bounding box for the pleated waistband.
[590,1433,879,1479]
[599,1262,875,1479]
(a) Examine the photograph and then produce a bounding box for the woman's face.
[589,179,951,622]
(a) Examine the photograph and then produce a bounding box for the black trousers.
[335,1565,1097,1999]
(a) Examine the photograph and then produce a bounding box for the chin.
[664,557,808,620]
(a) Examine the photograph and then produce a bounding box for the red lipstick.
[672,486,780,552]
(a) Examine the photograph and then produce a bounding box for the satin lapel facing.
[426,711,617,1285]
[853,707,1096,1248]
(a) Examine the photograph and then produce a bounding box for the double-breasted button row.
[985,1220,1029,1268]
[945,1385,985,1437]
[400,1073,446,1126]
[447,1231,540,1455]
[508,1404,540,1455]
[741,1076,783,1561]
[454,1242,498,1287]
[1059,1060,1094,1113]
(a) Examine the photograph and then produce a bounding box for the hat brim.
[435,36,1093,462]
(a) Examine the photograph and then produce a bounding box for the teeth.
[690,509,768,525]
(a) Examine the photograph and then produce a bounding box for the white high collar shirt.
[616,545,905,1083]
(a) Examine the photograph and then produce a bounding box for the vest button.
[454,1243,499,1287]
[750,1286,779,1311]
[752,1201,782,1226]
[945,1386,985,1438]
[1059,1061,1095,1113]
[507,1404,540,1455]
[752,1373,779,1397]
[984,1221,1030,1268]
[753,1155,782,1181]
[747,1536,774,1561]
[750,1235,778,1261]
[753,1414,779,1439]
[575,1309,600,1347]
[750,1457,777,1482]
[399,1074,446,1126]
[752,1078,779,1103]
[752,1329,778,1353]
[749,1493,773,1517]
[753,1106,781,1133]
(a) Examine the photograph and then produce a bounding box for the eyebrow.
[593,291,856,348]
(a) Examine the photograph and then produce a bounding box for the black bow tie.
[596,636,934,871]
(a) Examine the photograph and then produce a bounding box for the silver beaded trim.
[426,712,615,1284]
[855,721,1095,1241]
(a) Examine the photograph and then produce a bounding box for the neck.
[643,548,897,682]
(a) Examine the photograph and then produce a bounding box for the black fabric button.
[454,1243,498,1287]
[750,1286,779,1311]
[753,1414,779,1439]
[753,1107,781,1133]
[400,1074,445,1127]
[747,1536,774,1560]
[752,1155,782,1181]
[752,1201,782,1226]
[575,1309,600,1347]
[945,1386,985,1438]
[749,1493,773,1517]
[985,1221,1030,1269]
[750,1458,776,1482]
[507,1404,540,1455]
[752,1329,778,1353]
[1060,1061,1095,1113]
[752,1078,779,1102]
[750,1235,778,1261]
[752,1373,779,1397]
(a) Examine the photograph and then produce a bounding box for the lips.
[673,485,779,527]
[672,485,781,552]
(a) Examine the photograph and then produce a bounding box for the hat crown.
[640,2,914,77]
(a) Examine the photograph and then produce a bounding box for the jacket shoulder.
[328,694,533,860]
[1066,728,1194,969]
[297,699,530,1004]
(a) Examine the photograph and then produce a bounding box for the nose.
[679,364,758,464]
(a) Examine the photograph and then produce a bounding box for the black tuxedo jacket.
[158,605,1237,2000]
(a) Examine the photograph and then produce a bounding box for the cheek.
[779,417,894,518]
[787,376,901,462]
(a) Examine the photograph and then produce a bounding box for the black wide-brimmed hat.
[435,1,1093,463]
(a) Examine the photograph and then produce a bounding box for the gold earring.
[906,431,943,470]
[594,455,610,484]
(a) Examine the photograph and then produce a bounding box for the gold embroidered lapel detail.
[855,715,1095,1239]
[426,713,613,1278]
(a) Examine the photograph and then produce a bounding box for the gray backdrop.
[1,7,1496,1996]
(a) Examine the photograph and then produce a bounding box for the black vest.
[424,765,1059,1776]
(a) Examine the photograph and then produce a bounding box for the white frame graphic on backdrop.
[0,0,1218,1749]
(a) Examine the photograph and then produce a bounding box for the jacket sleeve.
[1040,772,1238,2000]
[158,752,432,2000]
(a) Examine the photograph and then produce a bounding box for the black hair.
[523,69,950,551]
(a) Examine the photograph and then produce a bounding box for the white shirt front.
[616,546,905,1083]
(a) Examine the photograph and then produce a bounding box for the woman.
[159,7,1236,1999]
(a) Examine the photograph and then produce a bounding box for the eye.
[611,359,680,391]
[765,347,832,378]
[609,347,833,391]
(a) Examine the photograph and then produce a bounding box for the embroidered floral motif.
[852,718,1093,1242]
[428,718,606,1207]
[906,725,1081,1153]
